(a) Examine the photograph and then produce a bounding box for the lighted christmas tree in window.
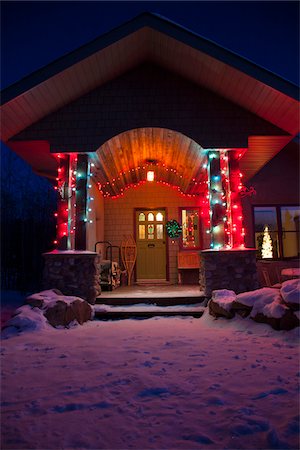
[262,225,273,259]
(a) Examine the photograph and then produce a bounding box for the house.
[1,13,299,303]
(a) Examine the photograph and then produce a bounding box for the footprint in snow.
[182,434,214,445]
[206,396,225,406]
[230,418,269,436]
[252,388,288,400]
[137,387,171,398]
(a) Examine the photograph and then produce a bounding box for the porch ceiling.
[90,128,207,197]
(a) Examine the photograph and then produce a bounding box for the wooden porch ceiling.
[90,128,207,197]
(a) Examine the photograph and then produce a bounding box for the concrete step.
[94,303,205,320]
[96,293,206,306]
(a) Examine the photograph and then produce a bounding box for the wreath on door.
[166,219,182,239]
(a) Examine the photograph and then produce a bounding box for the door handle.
[148,244,155,248]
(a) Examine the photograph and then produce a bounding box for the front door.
[136,209,167,280]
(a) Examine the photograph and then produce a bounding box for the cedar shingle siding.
[12,63,285,153]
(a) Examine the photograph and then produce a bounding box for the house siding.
[243,141,299,249]
[12,63,285,153]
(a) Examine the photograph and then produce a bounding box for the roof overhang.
[7,141,57,179]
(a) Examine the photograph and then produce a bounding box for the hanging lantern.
[147,170,155,182]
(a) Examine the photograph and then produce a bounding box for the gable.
[12,63,288,153]
[1,13,299,144]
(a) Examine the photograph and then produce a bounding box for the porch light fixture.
[147,170,155,182]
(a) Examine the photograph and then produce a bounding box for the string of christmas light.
[207,150,226,249]
[98,179,204,199]
[52,150,246,250]
[68,154,77,249]
[228,150,245,247]
[53,154,69,247]
[220,150,232,248]
[95,162,207,198]
[206,149,246,250]
[84,162,94,225]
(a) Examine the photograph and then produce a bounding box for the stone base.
[43,251,101,304]
[200,249,259,297]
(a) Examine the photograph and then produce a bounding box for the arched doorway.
[90,127,208,283]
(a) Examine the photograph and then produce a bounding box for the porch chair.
[261,266,282,289]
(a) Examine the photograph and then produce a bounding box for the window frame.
[252,204,300,260]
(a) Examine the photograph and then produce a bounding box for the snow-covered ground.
[1,311,299,450]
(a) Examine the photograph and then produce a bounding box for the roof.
[1,12,299,183]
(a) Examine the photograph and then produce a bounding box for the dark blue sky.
[1,1,299,89]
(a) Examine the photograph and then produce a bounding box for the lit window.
[148,224,154,239]
[157,224,164,239]
[156,212,164,221]
[254,207,278,258]
[281,206,300,258]
[139,212,146,222]
[181,208,200,248]
[254,205,300,259]
[139,225,145,239]
[148,213,154,221]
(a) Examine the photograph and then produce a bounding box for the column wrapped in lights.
[207,150,226,249]
[75,154,88,250]
[228,150,245,248]
[219,150,233,248]
[67,153,77,250]
[85,161,94,226]
[55,154,69,250]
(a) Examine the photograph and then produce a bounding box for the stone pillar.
[200,249,258,297]
[43,251,101,304]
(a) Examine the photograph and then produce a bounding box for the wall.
[13,63,284,153]
[104,182,206,284]
[86,179,104,252]
[242,140,299,249]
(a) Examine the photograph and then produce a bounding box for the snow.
[236,287,280,308]
[2,305,50,337]
[254,297,289,319]
[1,311,299,450]
[211,289,236,311]
[94,303,205,313]
[281,278,300,305]
[26,289,88,307]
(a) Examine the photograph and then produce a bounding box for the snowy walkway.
[1,312,299,449]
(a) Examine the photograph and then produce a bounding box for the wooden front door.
[136,209,167,280]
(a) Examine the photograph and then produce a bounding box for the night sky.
[1,1,299,90]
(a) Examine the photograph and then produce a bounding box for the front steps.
[94,284,207,320]
[93,303,205,320]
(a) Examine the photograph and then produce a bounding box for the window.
[139,225,145,239]
[254,207,279,258]
[181,208,200,249]
[148,224,154,239]
[281,207,300,258]
[254,205,300,259]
